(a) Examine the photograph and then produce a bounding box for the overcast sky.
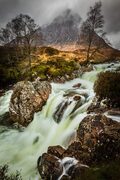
[0,0,120,49]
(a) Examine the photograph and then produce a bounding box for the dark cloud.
[0,0,96,27]
[104,0,120,34]
[0,0,19,26]
[0,0,120,48]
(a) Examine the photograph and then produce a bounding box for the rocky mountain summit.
[41,9,81,46]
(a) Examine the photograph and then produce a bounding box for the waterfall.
[0,62,119,179]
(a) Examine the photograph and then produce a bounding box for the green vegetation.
[94,71,120,107]
[0,51,79,88]
[31,59,79,79]
[0,165,22,180]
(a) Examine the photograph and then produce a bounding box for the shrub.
[74,160,120,180]
[39,46,59,56]
[48,67,62,77]
[0,164,22,180]
[94,71,120,107]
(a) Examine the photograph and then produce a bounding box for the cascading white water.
[58,157,89,180]
[0,62,120,180]
[58,157,78,180]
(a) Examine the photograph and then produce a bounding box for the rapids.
[0,62,120,180]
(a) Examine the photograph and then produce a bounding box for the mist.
[0,0,120,48]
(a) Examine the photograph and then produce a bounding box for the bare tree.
[79,1,105,62]
[0,14,42,80]
[0,26,16,67]
[10,14,40,79]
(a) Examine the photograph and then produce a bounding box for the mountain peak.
[53,9,81,25]
[41,9,81,46]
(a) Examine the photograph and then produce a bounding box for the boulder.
[77,114,120,163]
[48,145,65,159]
[72,83,81,88]
[87,97,108,114]
[9,80,51,126]
[63,142,91,165]
[67,163,89,180]
[37,153,63,180]
[37,150,89,180]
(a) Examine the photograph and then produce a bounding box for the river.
[0,62,120,179]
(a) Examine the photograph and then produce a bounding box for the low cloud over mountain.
[0,0,120,48]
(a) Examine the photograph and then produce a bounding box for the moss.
[48,67,62,77]
[32,64,48,74]
[29,60,79,79]
[38,73,47,80]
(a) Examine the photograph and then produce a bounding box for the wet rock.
[60,162,89,180]
[0,112,24,131]
[63,91,79,97]
[48,145,65,159]
[37,153,63,180]
[81,64,93,73]
[107,109,120,116]
[63,142,91,164]
[77,114,120,163]
[53,100,72,123]
[38,151,89,180]
[68,163,89,179]
[0,112,12,127]
[70,100,83,115]
[72,83,81,88]
[9,80,51,126]
[73,96,81,101]
[61,175,70,180]
[87,97,108,114]
[53,94,84,123]
[0,89,5,97]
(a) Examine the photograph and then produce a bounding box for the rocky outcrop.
[49,70,81,84]
[77,114,120,163]
[53,90,88,123]
[87,97,108,114]
[48,145,65,159]
[9,79,51,126]
[37,153,63,180]
[63,142,91,165]
[38,114,120,179]
[37,146,89,180]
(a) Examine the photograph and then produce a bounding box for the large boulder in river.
[9,80,51,126]
[77,114,120,163]
[37,146,89,180]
